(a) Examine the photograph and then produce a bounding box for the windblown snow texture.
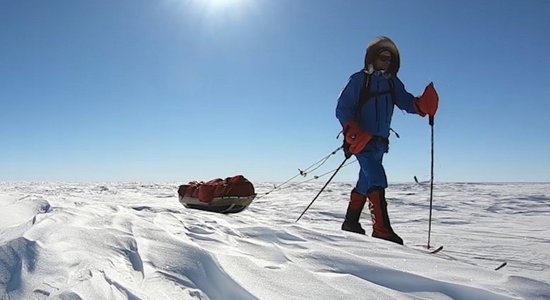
[1,182,549,299]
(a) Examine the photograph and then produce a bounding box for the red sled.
[177,175,256,213]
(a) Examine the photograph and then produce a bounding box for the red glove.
[343,121,372,154]
[415,82,439,117]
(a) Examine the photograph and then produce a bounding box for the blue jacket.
[336,70,419,139]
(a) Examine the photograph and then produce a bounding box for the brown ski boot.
[367,188,403,245]
[341,190,367,234]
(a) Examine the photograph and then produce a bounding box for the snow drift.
[1,182,549,299]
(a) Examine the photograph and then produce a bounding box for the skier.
[336,36,439,244]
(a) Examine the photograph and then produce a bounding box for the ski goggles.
[377,55,392,63]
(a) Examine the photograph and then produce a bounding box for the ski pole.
[296,157,349,222]
[427,115,435,249]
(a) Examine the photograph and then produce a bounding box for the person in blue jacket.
[336,36,439,244]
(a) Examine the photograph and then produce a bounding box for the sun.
[166,0,254,22]
[196,0,254,20]
[203,0,245,9]
[209,0,241,4]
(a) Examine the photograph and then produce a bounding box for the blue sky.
[1,0,549,183]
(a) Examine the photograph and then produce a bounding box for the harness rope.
[255,146,356,199]
[259,72,400,200]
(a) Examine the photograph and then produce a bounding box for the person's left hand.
[415,82,439,117]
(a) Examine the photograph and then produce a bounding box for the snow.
[1,182,549,299]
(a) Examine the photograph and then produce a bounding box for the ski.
[414,245,443,254]
[418,245,506,270]
[494,262,507,271]
[428,245,444,254]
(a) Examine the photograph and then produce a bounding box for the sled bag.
[177,175,255,203]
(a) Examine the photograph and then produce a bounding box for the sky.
[1,0,549,183]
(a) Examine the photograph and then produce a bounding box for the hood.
[364,36,400,75]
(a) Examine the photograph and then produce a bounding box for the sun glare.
[210,0,240,4]
[166,0,256,24]
[195,0,255,22]
[204,0,244,9]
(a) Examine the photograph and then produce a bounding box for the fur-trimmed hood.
[364,36,400,75]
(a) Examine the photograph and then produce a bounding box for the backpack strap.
[355,73,396,122]
[388,78,400,138]
[354,72,371,121]
[388,78,397,106]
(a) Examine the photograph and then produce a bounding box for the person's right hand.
[344,121,372,154]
